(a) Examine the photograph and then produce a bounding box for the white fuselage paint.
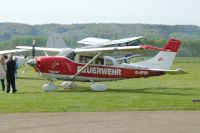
[40,72,123,82]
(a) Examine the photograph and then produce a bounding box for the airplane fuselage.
[34,56,165,82]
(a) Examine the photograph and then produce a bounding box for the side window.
[117,60,127,64]
[79,56,87,63]
[106,59,113,66]
[95,58,104,65]
[79,55,92,63]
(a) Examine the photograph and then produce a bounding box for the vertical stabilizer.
[46,33,67,48]
[133,39,181,69]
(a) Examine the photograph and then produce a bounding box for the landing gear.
[90,83,108,92]
[42,82,57,92]
[61,81,78,89]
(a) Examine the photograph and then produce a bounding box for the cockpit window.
[106,59,113,66]
[66,52,76,60]
[117,59,127,64]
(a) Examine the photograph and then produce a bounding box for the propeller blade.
[26,58,43,77]
[32,40,36,59]
[22,65,30,74]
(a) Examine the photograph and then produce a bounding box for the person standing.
[13,57,18,91]
[0,55,6,93]
[6,54,16,93]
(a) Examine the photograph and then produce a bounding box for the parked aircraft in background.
[78,36,143,48]
[17,38,187,92]
[0,49,29,68]
[0,33,67,76]
[46,33,67,48]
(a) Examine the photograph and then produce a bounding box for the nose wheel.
[61,81,78,89]
[42,82,57,92]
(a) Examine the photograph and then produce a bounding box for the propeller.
[22,40,36,74]
[32,40,36,59]
[26,58,43,77]
[21,65,30,74]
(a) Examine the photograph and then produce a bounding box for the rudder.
[132,39,181,69]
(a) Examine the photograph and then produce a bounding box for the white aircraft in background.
[78,36,143,48]
[0,33,68,77]
[0,49,29,67]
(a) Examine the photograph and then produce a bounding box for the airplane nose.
[27,59,36,67]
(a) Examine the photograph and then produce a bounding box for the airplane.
[17,38,187,92]
[0,49,29,68]
[78,36,143,48]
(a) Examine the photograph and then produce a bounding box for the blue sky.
[0,0,199,25]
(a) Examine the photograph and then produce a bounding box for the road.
[0,111,200,133]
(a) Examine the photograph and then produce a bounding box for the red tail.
[163,39,181,52]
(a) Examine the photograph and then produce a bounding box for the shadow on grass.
[18,77,46,80]
[15,91,44,94]
[57,86,197,96]
[108,87,195,96]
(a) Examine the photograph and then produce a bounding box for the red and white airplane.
[17,38,187,91]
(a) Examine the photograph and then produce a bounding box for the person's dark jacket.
[6,59,16,77]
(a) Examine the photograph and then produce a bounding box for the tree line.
[0,35,200,57]
[0,23,200,57]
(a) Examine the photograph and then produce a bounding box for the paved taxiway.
[0,111,200,133]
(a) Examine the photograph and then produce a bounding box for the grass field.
[0,58,200,113]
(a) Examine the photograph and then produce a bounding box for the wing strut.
[72,52,101,79]
[62,52,102,88]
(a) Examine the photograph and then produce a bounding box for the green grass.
[0,58,200,113]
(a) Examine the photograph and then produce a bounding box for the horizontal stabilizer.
[150,68,188,75]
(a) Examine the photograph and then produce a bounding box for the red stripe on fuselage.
[35,56,164,79]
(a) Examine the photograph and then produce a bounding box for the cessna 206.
[17,38,187,92]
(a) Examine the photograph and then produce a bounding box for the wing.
[78,37,111,45]
[16,46,62,52]
[75,46,146,57]
[104,36,143,46]
[78,36,143,47]
[0,49,29,54]
[17,43,165,57]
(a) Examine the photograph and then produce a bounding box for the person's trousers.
[1,79,5,91]
[6,75,16,93]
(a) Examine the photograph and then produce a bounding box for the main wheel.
[42,82,57,92]
[91,84,108,92]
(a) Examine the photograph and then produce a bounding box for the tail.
[133,39,181,69]
[45,33,67,56]
[46,33,67,48]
